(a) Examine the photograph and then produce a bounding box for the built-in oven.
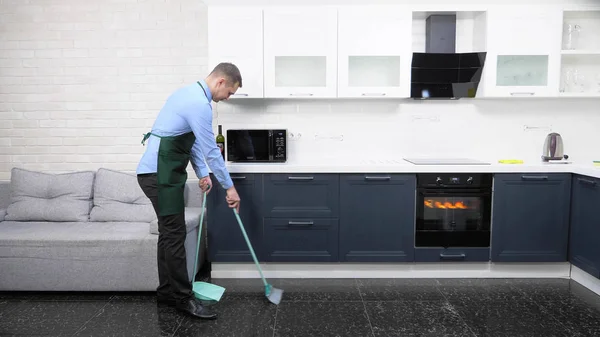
[415,173,493,262]
[226,129,287,163]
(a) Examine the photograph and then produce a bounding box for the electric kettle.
[542,132,568,162]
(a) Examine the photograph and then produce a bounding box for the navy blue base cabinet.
[205,171,597,268]
[262,174,339,262]
[569,175,600,278]
[491,173,572,262]
[207,174,263,262]
[339,174,416,262]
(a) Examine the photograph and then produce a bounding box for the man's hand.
[226,186,241,213]
[199,176,212,194]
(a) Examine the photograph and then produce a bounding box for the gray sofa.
[0,167,207,292]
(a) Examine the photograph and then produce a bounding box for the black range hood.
[410,14,486,99]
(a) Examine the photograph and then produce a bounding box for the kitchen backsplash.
[214,98,600,164]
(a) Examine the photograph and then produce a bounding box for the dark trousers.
[137,173,192,302]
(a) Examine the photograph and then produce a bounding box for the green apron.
[141,82,211,216]
[142,131,196,216]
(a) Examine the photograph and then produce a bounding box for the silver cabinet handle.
[521,175,548,181]
[365,176,391,181]
[232,93,249,97]
[361,93,386,96]
[288,221,314,226]
[288,176,314,181]
[289,93,314,96]
[231,176,246,180]
[440,253,466,260]
[510,92,535,96]
[577,178,597,186]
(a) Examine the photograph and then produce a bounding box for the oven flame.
[424,199,468,209]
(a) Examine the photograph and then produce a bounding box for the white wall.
[217,98,600,165]
[1,0,599,181]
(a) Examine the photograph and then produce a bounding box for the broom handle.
[192,191,207,279]
[233,208,268,287]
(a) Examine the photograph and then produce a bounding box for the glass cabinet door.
[496,55,549,87]
[483,6,562,97]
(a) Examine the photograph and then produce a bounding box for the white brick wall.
[1,0,600,181]
[0,0,208,180]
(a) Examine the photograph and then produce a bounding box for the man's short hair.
[210,62,242,87]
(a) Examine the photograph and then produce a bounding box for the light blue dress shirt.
[136,79,233,190]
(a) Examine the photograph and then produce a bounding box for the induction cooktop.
[403,158,491,165]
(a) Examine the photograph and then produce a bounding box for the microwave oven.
[226,129,287,162]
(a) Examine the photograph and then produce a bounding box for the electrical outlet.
[288,132,301,141]
[314,133,344,141]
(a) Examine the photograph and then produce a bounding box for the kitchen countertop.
[215,159,600,179]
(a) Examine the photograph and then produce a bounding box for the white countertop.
[218,158,600,179]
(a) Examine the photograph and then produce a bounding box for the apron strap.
[141,132,161,146]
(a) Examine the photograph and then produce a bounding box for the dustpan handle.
[233,208,268,287]
[192,190,207,279]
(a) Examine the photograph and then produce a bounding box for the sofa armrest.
[0,209,5,222]
[148,207,206,235]
[184,207,204,233]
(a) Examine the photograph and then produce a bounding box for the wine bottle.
[216,125,225,160]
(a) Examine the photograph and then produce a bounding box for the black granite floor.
[1,278,600,336]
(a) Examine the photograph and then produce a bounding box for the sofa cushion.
[5,168,94,222]
[0,221,156,260]
[90,168,157,223]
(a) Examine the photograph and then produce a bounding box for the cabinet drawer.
[263,218,339,262]
[414,248,490,262]
[263,174,339,218]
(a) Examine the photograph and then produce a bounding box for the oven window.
[229,131,269,160]
[416,194,491,247]
[421,196,484,231]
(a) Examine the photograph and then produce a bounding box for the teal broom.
[191,191,226,303]
[232,208,283,305]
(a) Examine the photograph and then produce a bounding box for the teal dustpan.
[191,191,225,303]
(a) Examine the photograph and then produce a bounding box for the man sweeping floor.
[136,63,242,319]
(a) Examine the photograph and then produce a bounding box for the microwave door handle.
[268,132,273,161]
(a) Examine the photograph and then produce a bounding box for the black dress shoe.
[175,297,218,320]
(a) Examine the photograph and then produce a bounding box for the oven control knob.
[467,177,473,184]
[436,177,442,185]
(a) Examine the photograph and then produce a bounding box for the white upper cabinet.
[263,6,338,98]
[337,6,412,98]
[208,7,264,98]
[483,6,563,97]
[206,4,599,101]
[559,10,600,97]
